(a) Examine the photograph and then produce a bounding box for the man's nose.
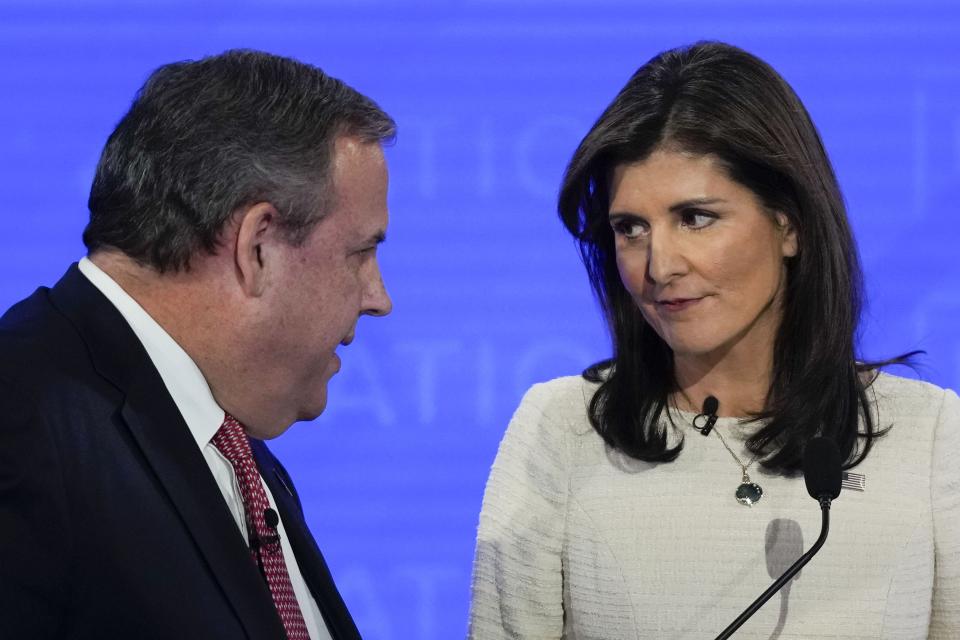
[363,267,392,317]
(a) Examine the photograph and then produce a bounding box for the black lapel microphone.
[251,507,282,555]
[693,396,720,435]
[264,507,281,530]
[250,507,283,582]
[714,436,842,639]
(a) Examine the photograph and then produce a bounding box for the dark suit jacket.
[0,265,361,640]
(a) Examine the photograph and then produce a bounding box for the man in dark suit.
[0,50,395,639]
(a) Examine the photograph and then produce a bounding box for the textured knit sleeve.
[930,388,960,638]
[468,383,571,640]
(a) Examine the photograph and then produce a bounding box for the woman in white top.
[469,41,959,639]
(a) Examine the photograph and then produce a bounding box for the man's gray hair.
[84,49,396,272]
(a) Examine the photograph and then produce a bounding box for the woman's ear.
[776,212,799,258]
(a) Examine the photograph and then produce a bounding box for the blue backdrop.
[2,2,958,637]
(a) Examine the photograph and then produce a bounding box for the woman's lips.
[656,297,704,312]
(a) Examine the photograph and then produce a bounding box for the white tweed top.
[468,372,960,639]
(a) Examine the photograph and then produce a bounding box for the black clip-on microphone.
[251,507,282,555]
[713,436,842,639]
[250,507,283,581]
[693,396,720,436]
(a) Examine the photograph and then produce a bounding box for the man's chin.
[244,415,298,440]
[246,401,326,439]
[251,385,330,438]
[294,394,329,425]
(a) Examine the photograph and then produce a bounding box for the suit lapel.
[252,440,362,640]
[49,264,287,639]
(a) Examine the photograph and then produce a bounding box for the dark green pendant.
[736,481,763,506]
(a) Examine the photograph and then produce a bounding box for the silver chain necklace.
[690,396,764,506]
[712,427,763,506]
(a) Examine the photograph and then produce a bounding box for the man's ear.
[775,212,799,258]
[234,202,279,297]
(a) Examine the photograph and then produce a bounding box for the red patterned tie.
[212,414,310,640]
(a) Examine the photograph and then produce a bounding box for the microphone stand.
[714,497,832,640]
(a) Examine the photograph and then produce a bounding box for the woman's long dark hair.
[559,41,899,472]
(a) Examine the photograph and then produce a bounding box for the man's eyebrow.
[359,230,386,246]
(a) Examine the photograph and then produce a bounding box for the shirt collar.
[78,257,224,450]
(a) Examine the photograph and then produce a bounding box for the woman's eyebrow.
[608,211,646,220]
[668,197,727,212]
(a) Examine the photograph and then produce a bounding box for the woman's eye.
[611,219,648,239]
[681,210,716,230]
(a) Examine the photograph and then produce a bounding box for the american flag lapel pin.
[841,471,866,492]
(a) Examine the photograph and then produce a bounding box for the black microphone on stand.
[714,436,842,639]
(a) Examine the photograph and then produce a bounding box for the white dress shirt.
[78,257,332,640]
